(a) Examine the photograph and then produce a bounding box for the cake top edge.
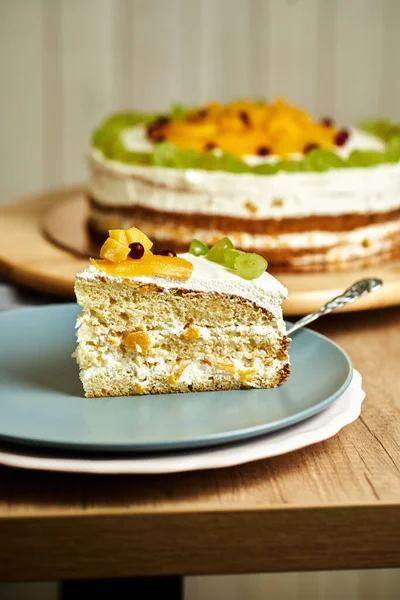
[76,253,287,316]
[76,253,288,300]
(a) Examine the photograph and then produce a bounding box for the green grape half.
[152,142,178,167]
[234,253,268,280]
[347,150,385,167]
[207,237,234,264]
[303,149,344,173]
[276,160,305,173]
[174,149,201,169]
[385,137,400,163]
[252,163,279,176]
[189,239,209,257]
[224,248,245,268]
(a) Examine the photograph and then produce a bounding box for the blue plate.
[0,304,352,452]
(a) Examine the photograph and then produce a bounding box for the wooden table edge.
[1,504,400,581]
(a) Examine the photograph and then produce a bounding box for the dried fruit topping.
[129,242,145,259]
[257,145,271,156]
[159,249,177,257]
[334,129,350,147]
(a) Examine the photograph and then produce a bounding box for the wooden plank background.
[1,0,400,205]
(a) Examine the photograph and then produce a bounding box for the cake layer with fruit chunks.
[74,227,290,397]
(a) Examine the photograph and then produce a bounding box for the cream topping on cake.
[77,253,287,317]
[89,129,400,220]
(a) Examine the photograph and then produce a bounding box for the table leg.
[60,576,183,599]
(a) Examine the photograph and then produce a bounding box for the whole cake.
[88,99,400,272]
[74,227,290,398]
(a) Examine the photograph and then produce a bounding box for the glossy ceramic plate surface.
[0,304,352,452]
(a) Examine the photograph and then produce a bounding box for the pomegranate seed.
[129,242,145,259]
[159,249,176,257]
[239,111,251,127]
[334,129,350,146]
[303,143,319,154]
[257,146,271,156]
[320,117,334,127]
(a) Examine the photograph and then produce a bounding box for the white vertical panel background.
[2,0,400,204]
[334,0,384,125]
[61,0,116,182]
[0,0,44,202]
[131,0,182,110]
[264,0,320,115]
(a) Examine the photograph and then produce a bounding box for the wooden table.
[1,305,400,585]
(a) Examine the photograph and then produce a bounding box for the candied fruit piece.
[167,360,191,385]
[239,368,257,382]
[212,361,236,375]
[99,237,130,262]
[90,254,193,280]
[108,229,127,244]
[183,326,200,340]
[122,331,150,355]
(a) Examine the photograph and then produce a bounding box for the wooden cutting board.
[0,185,399,315]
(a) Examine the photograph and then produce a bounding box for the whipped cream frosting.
[89,128,400,220]
[77,253,288,318]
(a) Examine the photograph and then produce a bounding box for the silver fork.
[286,278,383,336]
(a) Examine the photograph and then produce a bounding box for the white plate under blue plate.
[0,304,353,453]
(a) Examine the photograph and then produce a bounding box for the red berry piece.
[239,111,251,127]
[320,117,334,127]
[159,249,177,257]
[129,242,145,259]
[303,143,319,154]
[257,146,271,156]
[334,129,350,146]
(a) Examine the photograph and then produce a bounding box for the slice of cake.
[74,227,290,397]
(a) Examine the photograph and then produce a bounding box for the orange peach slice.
[99,238,130,262]
[90,254,193,280]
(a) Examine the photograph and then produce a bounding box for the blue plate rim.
[0,303,353,453]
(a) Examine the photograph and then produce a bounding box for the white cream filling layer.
[79,354,287,389]
[77,253,288,319]
[89,128,400,220]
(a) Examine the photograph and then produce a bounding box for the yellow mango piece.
[99,237,130,262]
[108,229,127,244]
[123,331,150,355]
[90,254,193,280]
[124,226,153,251]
